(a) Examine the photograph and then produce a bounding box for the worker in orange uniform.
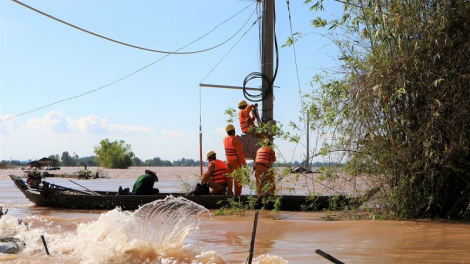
[223,124,247,196]
[201,151,228,195]
[254,139,277,196]
[238,100,265,138]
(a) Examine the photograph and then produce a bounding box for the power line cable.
[10,0,255,54]
[285,0,307,162]
[197,9,260,177]
[200,11,260,84]
[285,0,302,96]
[1,2,258,122]
[198,9,260,175]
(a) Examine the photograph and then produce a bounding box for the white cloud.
[162,129,184,138]
[0,114,17,133]
[186,131,198,136]
[24,111,152,135]
[215,126,225,135]
[26,111,68,133]
[68,114,107,134]
[108,124,152,134]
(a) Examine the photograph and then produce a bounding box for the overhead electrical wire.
[199,12,260,84]
[10,0,255,55]
[285,0,306,163]
[285,0,302,95]
[1,2,258,122]
[198,6,261,175]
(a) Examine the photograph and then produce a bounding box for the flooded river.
[1,167,469,263]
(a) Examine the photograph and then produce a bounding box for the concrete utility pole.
[261,0,274,124]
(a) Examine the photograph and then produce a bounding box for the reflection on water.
[1,167,470,263]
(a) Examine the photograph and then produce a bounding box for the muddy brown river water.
[1,167,469,263]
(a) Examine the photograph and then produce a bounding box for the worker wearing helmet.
[238,100,260,135]
[201,151,228,195]
[223,124,247,196]
[254,139,277,196]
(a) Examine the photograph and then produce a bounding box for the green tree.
[143,157,173,166]
[297,0,470,218]
[94,139,135,169]
[77,156,98,166]
[152,157,163,166]
[133,157,143,166]
[61,151,76,166]
[48,154,60,162]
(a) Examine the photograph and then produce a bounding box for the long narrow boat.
[9,175,378,211]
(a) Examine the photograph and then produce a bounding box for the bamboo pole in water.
[247,211,259,264]
[40,235,50,255]
[315,249,344,264]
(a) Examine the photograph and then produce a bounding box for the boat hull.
[9,174,373,211]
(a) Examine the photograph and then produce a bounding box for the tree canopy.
[60,151,76,166]
[94,139,135,169]
[298,0,470,218]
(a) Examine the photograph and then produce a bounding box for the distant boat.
[27,157,60,170]
[9,174,378,211]
[290,165,320,174]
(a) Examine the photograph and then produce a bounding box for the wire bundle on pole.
[242,1,279,104]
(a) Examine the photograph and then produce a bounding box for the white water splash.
[68,196,214,263]
[125,195,208,247]
[1,197,289,264]
[252,254,289,264]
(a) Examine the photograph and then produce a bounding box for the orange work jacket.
[223,135,246,165]
[255,147,276,165]
[210,159,228,184]
[238,105,255,133]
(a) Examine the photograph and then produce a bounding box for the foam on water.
[126,195,208,247]
[0,196,220,263]
[63,196,220,263]
[1,196,288,264]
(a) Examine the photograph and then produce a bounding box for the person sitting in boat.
[201,151,228,195]
[132,170,159,195]
[26,171,42,188]
[238,100,265,138]
[254,139,277,196]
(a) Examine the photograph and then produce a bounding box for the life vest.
[238,109,254,133]
[223,135,238,161]
[210,159,228,184]
[255,147,272,164]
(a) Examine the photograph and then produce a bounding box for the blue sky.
[1,0,342,163]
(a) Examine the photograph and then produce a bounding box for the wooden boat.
[9,175,378,211]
